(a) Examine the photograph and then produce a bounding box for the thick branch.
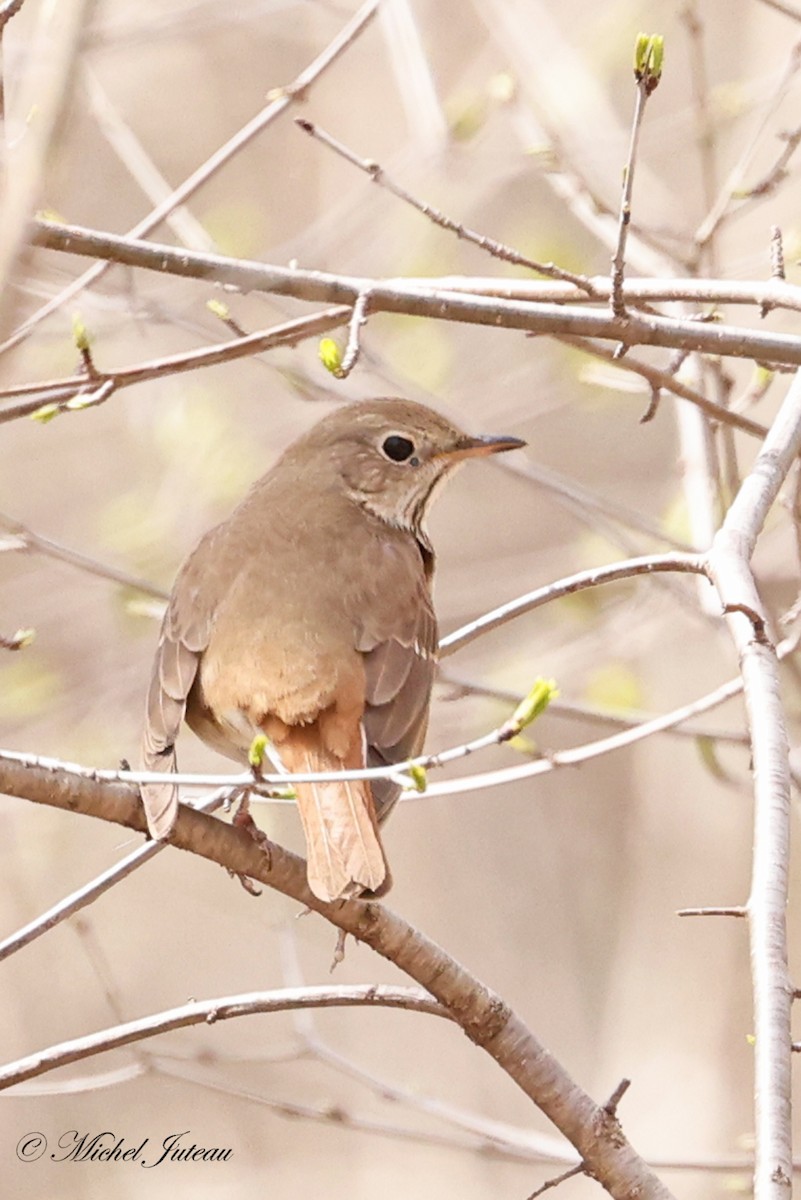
[705,371,801,1200]
[0,756,674,1200]
[28,220,801,368]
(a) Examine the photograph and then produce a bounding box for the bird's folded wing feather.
[359,569,438,822]
[140,525,228,838]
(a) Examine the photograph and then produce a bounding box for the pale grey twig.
[340,290,372,376]
[553,333,768,438]
[0,307,350,423]
[439,552,706,655]
[756,0,801,27]
[0,0,380,358]
[705,370,801,1200]
[611,52,659,318]
[694,40,801,247]
[295,117,596,292]
[0,0,88,334]
[0,791,226,962]
[0,986,449,1091]
[81,64,215,253]
[410,274,801,315]
[0,513,168,598]
[0,0,27,32]
[438,669,750,746]
[28,221,801,369]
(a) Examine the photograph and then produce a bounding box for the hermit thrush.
[141,398,524,901]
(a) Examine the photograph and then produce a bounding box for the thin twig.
[0,0,88,335]
[438,669,750,745]
[418,273,801,314]
[604,1079,632,1116]
[81,63,215,253]
[0,307,350,423]
[0,0,26,32]
[0,986,450,1090]
[0,0,380,358]
[771,226,786,282]
[743,123,801,206]
[440,552,706,656]
[611,41,663,319]
[340,290,372,376]
[756,0,801,18]
[682,4,717,243]
[295,117,596,293]
[526,1165,585,1199]
[0,791,226,963]
[554,333,769,439]
[694,40,801,247]
[0,512,169,598]
[677,906,747,918]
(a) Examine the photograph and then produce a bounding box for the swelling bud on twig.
[407,764,428,792]
[206,298,230,320]
[30,403,61,424]
[248,733,269,770]
[633,33,664,95]
[71,313,92,353]
[318,337,345,378]
[499,678,559,742]
[1,628,36,651]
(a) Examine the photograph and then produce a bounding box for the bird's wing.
[358,556,438,823]
[140,524,228,838]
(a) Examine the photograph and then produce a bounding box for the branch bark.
[705,370,801,1200]
[0,754,675,1200]
[28,220,801,368]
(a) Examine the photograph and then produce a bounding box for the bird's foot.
[225,786,273,894]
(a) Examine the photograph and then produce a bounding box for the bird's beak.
[439,433,527,462]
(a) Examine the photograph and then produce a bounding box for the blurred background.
[2,0,801,1195]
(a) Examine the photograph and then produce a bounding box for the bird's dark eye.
[381,434,416,463]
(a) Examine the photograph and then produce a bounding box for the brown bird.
[141,398,524,901]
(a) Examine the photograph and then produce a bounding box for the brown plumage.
[141,398,524,901]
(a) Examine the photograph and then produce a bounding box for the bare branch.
[705,370,801,1199]
[677,906,748,918]
[0,792,226,963]
[554,334,769,439]
[611,37,663,318]
[0,0,380,357]
[30,220,801,369]
[440,553,706,656]
[0,985,450,1090]
[756,0,801,27]
[295,117,595,292]
[0,307,350,424]
[527,1164,585,1199]
[0,758,676,1200]
[0,512,169,598]
[694,40,801,247]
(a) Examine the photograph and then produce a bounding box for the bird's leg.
[227,786,272,896]
[330,929,349,970]
[226,737,282,893]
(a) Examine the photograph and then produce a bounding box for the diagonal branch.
[0,0,380,358]
[0,755,674,1200]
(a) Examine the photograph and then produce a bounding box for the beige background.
[2,0,800,1195]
